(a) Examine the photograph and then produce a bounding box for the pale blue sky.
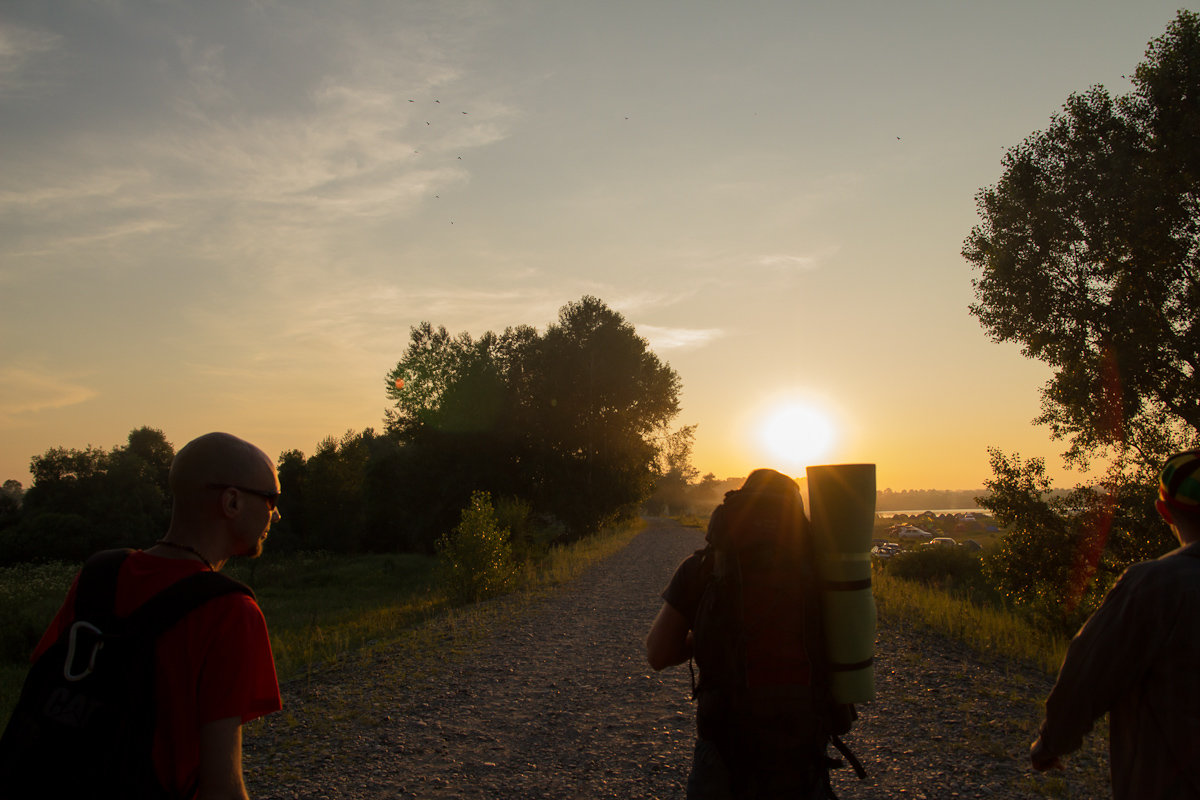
[0,1,1190,490]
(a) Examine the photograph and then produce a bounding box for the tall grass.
[872,565,1070,674]
[223,551,443,682]
[523,519,642,588]
[0,520,644,721]
[0,561,78,662]
[0,561,85,721]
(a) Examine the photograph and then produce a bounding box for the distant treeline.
[875,488,985,512]
[0,297,690,566]
[875,487,1080,512]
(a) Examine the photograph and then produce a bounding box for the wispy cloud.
[609,290,698,315]
[0,21,61,96]
[754,248,839,273]
[0,367,96,422]
[638,325,724,351]
[260,282,562,360]
[0,5,516,282]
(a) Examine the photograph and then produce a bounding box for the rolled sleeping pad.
[806,463,877,704]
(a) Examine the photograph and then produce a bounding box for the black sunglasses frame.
[207,483,280,510]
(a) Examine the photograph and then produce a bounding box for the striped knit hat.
[1159,450,1200,510]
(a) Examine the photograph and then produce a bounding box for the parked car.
[924,537,958,547]
[895,525,934,541]
[871,542,902,559]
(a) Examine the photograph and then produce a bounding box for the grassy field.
[0,520,642,722]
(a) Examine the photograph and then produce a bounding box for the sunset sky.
[0,1,1189,492]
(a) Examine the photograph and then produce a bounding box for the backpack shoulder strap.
[75,549,255,640]
[688,544,717,698]
[831,733,868,779]
[74,549,135,627]
[125,571,255,640]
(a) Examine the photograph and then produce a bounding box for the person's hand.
[1030,738,1063,771]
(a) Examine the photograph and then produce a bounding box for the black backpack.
[691,476,865,796]
[0,548,253,799]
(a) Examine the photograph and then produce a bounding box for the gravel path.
[244,518,1112,799]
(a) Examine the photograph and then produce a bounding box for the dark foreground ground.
[244,519,1110,799]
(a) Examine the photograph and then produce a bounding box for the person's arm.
[196,716,249,800]
[1032,564,1163,769]
[645,601,692,671]
[1029,738,1063,771]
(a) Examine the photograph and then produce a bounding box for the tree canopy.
[977,448,1174,632]
[964,10,1200,472]
[965,13,1198,625]
[1,427,175,563]
[383,296,684,543]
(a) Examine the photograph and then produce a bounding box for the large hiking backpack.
[691,471,864,796]
[0,548,253,799]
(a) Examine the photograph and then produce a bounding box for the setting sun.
[758,403,837,470]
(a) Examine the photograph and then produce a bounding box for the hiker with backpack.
[1031,449,1200,799]
[646,468,860,799]
[0,432,283,799]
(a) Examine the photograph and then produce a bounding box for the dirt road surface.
[245,518,1110,799]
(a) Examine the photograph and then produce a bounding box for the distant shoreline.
[876,507,984,518]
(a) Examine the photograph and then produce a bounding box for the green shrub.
[885,543,993,598]
[437,491,517,605]
[493,496,556,561]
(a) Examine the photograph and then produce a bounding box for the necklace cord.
[154,539,215,571]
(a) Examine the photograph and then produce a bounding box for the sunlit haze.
[758,402,837,472]
[1,1,1188,491]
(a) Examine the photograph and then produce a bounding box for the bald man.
[24,433,283,799]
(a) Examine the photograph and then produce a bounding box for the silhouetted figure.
[1032,450,1200,799]
[647,469,837,799]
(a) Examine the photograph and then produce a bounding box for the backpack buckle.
[64,621,104,681]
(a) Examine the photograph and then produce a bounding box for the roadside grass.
[0,520,643,722]
[223,552,444,683]
[871,566,1069,675]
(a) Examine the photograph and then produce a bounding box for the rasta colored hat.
[1159,450,1200,510]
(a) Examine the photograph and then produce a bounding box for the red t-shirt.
[33,551,282,795]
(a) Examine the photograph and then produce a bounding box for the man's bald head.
[169,433,275,509]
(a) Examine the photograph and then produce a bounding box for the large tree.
[524,296,681,534]
[383,296,683,543]
[964,10,1200,472]
[977,449,1174,632]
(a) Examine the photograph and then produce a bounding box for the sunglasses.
[208,483,280,510]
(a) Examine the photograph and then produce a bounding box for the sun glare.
[758,403,837,470]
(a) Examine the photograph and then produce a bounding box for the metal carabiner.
[63,620,104,681]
